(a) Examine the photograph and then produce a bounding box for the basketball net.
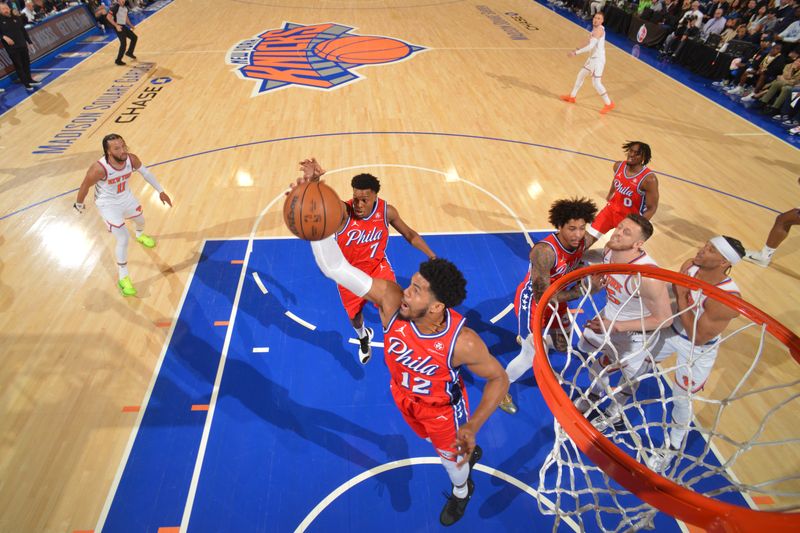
[531,264,800,532]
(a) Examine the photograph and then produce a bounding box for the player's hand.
[159,191,172,207]
[299,157,326,181]
[451,424,477,467]
[587,316,611,334]
[586,273,607,293]
[73,202,85,214]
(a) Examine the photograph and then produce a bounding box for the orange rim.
[532,263,800,532]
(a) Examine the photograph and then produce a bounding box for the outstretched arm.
[387,204,435,259]
[450,327,509,465]
[131,154,172,207]
[298,157,348,233]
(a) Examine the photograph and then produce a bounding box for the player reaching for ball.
[298,158,436,365]
[288,162,509,526]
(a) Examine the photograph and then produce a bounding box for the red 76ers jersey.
[384,308,466,406]
[336,197,390,271]
[608,162,651,215]
[540,232,585,284]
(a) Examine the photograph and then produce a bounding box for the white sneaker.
[358,327,374,364]
[591,404,623,432]
[740,94,755,102]
[726,86,744,95]
[791,125,800,135]
[646,447,677,472]
[744,250,770,267]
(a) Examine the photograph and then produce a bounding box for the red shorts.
[337,257,396,319]
[390,381,470,461]
[589,204,629,237]
[514,273,569,337]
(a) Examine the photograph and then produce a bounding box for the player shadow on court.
[128,250,203,298]
[31,89,70,118]
[442,202,534,240]
[753,154,800,174]
[484,72,558,99]
[0,150,95,197]
[153,216,264,244]
[478,423,556,517]
[244,270,368,381]
[174,332,415,512]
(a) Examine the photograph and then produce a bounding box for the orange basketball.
[314,36,412,65]
[283,181,344,241]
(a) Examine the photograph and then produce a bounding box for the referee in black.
[0,2,38,91]
[107,0,137,66]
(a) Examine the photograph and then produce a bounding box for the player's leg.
[586,204,618,245]
[338,286,372,364]
[499,277,536,414]
[109,223,136,296]
[574,327,612,411]
[124,198,155,248]
[98,203,137,296]
[565,66,591,101]
[591,62,614,113]
[745,208,800,267]
[423,391,481,526]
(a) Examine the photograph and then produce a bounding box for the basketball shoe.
[358,327,374,364]
[646,445,678,473]
[590,402,625,432]
[118,276,137,297]
[136,234,156,248]
[744,250,770,267]
[439,445,482,526]
[498,393,517,414]
[600,102,616,114]
[559,94,576,103]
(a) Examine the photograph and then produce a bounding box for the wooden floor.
[1,0,798,530]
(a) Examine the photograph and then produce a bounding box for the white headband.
[710,236,741,265]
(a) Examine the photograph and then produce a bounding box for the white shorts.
[583,57,605,77]
[650,327,719,393]
[96,194,142,230]
[578,327,655,380]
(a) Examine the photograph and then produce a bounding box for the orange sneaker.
[559,94,576,103]
[600,102,615,114]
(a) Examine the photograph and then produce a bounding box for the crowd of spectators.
[554,0,800,134]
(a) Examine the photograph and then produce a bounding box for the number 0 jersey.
[94,156,134,205]
[608,162,651,216]
[384,308,466,407]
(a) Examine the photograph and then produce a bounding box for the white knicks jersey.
[672,265,741,342]
[94,156,134,204]
[603,249,659,323]
[589,28,606,61]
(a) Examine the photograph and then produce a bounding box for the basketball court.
[1,1,798,531]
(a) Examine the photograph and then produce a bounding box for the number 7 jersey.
[335,197,390,271]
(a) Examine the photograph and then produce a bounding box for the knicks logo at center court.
[227,22,426,95]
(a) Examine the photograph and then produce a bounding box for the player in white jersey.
[560,12,615,114]
[646,236,745,472]
[73,134,172,296]
[575,215,672,430]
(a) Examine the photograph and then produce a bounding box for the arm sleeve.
[575,37,598,55]
[310,235,373,297]
[136,164,164,193]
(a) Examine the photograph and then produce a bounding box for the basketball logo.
[227,23,425,95]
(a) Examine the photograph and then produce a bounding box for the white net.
[534,265,800,532]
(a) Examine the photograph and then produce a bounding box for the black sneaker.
[115,60,126,65]
[125,53,137,60]
[439,478,474,526]
[438,445,482,526]
[358,327,374,364]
